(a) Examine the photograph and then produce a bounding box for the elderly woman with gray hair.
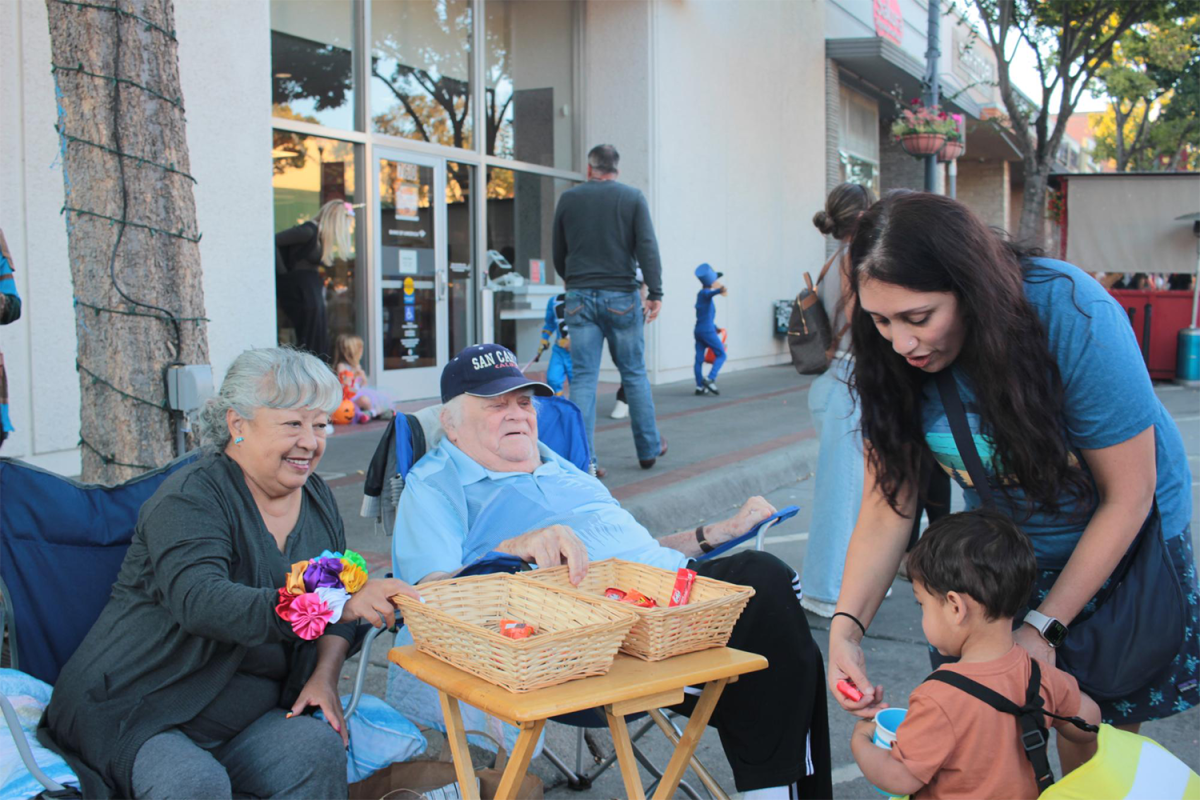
[41,347,418,799]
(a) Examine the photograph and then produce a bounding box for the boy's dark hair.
[907,509,1036,620]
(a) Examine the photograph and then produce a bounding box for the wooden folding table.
[389,645,767,800]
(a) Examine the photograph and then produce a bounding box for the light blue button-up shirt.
[391,439,688,583]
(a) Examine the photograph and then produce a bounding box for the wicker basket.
[525,559,755,661]
[391,573,637,692]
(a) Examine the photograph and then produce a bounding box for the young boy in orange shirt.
[850,510,1101,799]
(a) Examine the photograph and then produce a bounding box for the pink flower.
[286,592,334,640]
[276,587,297,619]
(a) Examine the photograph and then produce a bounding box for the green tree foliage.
[953,0,1179,242]
[1092,12,1199,171]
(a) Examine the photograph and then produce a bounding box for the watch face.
[1044,619,1068,648]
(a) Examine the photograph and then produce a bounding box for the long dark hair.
[813,183,876,240]
[847,192,1090,516]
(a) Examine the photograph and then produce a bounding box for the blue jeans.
[546,345,573,394]
[565,289,661,461]
[801,355,863,605]
[694,327,726,386]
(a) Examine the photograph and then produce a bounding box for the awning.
[826,37,984,120]
[1064,174,1200,274]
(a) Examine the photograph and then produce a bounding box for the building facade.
[2,0,829,473]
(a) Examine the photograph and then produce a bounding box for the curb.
[621,432,821,534]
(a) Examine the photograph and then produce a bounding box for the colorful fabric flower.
[304,556,345,590]
[317,549,344,561]
[339,561,368,594]
[341,549,367,573]
[276,587,297,619]
[315,586,352,623]
[286,592,334,640]
[286,561,309,596]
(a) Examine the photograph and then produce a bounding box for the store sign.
[953,26,996,89]
[873,0,903,45]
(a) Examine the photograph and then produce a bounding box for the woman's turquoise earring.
[234,436,245,445]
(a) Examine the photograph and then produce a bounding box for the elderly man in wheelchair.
[388,344,832,799]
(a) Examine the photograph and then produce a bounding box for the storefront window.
[486,167,575,361]
[446,162,476,357]
[272,132,360,355]
[840,152,880,198]
[485,1,578,171]
[371,0,474,150]
[271,0,357,131]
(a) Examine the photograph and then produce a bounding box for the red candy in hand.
[836,679,864,702]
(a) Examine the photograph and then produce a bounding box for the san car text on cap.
[440,343,553,403]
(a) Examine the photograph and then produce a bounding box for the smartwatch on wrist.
[1023,609,1068,648]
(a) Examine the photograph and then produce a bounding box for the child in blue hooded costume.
[540,293,571,395]
[693,263,726,395]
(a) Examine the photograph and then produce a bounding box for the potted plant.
[891,100,958,157]
[938,113,966,162]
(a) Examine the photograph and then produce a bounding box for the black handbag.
[788,249,845,375]
[934,369,1186,700]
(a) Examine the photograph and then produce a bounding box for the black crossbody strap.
[934,370,997,508]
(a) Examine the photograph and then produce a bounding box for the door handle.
[436,265,448,301]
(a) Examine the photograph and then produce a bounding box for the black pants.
[277,268,329,362]
[675,551,833,797]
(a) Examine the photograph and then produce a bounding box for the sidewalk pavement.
[321,367,1200,799]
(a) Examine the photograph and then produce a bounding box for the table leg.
[493,719,546,800]
[648,708,729,800]
[605,707,648,800]
[438,691,480,800]
[651,678,729,800]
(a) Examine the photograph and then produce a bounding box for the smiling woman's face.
[227,406,329,498]
[857,277,967,373]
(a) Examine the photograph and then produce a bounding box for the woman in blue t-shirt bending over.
[825,192,1197,734]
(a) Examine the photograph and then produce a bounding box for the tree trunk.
[46,0,208,484]
[1017,158,1051,248]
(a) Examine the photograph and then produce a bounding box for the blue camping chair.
[0,453,384,797]
[364,396,799,799]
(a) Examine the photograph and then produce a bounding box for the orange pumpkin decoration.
[331,398,356,425]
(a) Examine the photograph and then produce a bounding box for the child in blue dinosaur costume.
[694,263,726,395]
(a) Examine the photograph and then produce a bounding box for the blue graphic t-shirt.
[921,258,1192,569]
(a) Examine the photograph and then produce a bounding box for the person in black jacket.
[275,200,355,362]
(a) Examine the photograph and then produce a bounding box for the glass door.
[374,149,446,399]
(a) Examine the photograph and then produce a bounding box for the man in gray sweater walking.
[553,144,667,473]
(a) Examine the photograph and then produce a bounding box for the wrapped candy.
[621,590,657,608]
[604,587,627,601]
[499,619,535,640]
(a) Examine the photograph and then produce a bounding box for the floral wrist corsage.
[275,549,369,640]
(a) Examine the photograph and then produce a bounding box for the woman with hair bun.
[800,182,878,617]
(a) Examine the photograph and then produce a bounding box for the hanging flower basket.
[901,133,947,156]
[937,139,965,162]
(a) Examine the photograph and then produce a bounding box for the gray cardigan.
[40,452,357,798]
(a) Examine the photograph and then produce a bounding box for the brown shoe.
[639,435,668,469]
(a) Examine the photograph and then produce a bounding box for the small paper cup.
[872,708,907,750]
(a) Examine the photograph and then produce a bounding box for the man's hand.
[711,496,776,545]
[497,524,589,585]
[643,298,662,323]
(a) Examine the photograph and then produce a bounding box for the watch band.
[695,525,714,554]
[1024,609,1067,647]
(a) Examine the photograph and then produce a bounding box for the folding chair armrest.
[698,505,800,560]
[0,693,74,796]
[343,624,386,719]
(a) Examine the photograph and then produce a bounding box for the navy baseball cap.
[441,344,553,403]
